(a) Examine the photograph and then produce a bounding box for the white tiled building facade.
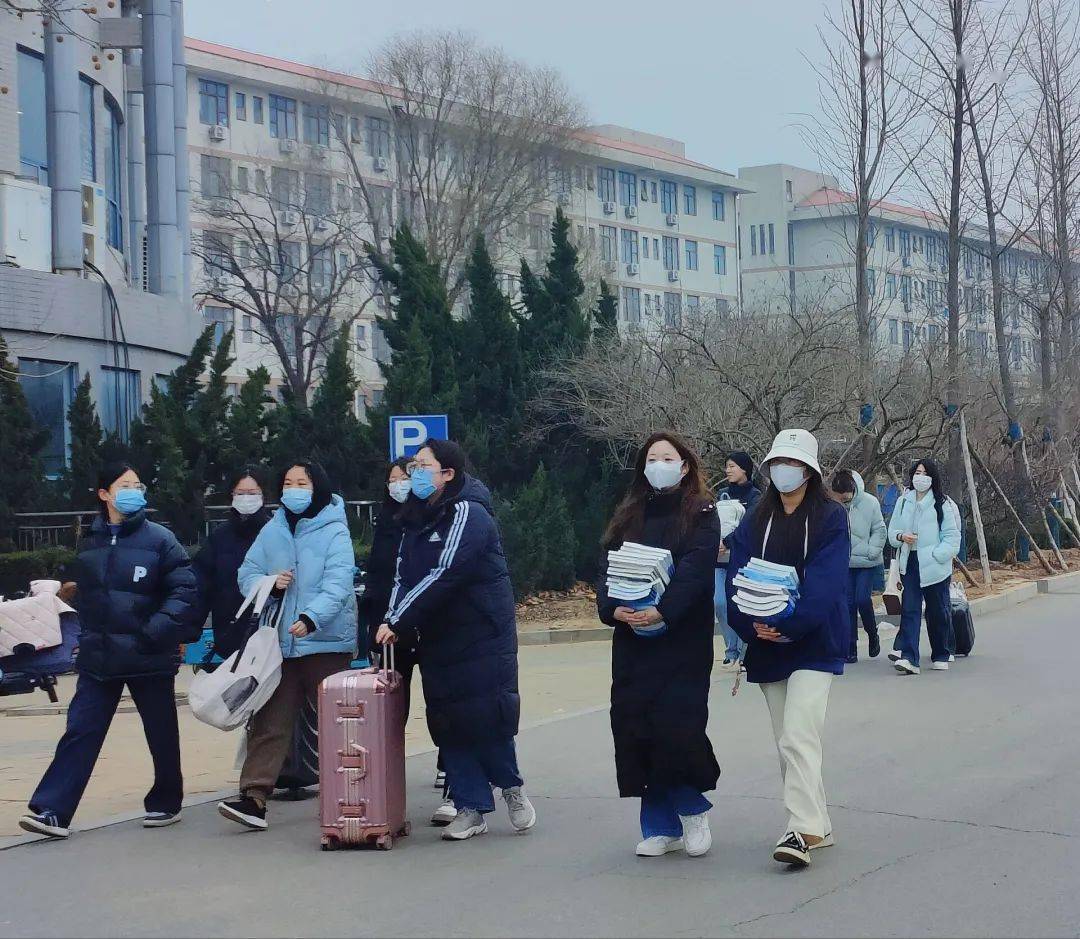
[738,164,1046,370]
[185,39,748,409]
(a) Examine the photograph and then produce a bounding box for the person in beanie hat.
[714,452,761,667]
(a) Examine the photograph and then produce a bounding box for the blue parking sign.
[389,414,449,461]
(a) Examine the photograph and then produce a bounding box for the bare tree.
[191,164,374,405]
[330,30,586,303]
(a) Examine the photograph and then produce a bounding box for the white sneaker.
[679,812,712,857]
[887,649,902,662]
[502,787,537,833]
[949,654,956,662]
[430,796,457,827]
[441,808,487,841]
[931,661,949,671]
[635,835,684,857]
[895,659,920,675]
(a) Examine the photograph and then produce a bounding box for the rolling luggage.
[318,646,409,851]
[951,601,975,656]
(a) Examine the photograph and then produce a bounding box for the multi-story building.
[738,163,1045,370]
[0,1,197,474]
[184,39,748,411]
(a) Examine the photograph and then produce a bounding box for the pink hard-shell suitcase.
[317,647,410,850]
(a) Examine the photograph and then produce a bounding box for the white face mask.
[770,463,808,494]
[912,473,933,493]
[644,460,685,491]
[232,494,264,515]
[387,479,412,504]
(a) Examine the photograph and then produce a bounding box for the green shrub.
[497,465,577,599]
[0,547,78,596]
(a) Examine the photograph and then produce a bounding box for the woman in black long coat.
[597,431,722,859]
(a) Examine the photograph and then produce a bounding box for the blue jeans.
[640,785,712,838]
[30,673,182,826]
[714,568,745,661]
[848,568,879,657]
[898,552,953,668]
[440,737,523,814]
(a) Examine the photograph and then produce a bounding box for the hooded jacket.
[72,511,200,680]
[887,490,961,587]
[387,475,519,747]
[844,471,887,569]
[238,495,357,658]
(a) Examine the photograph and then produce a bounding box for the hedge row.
[0,547,77,597]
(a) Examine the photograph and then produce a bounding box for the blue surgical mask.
[113,488,147,515]
[280,487,313,514]
[410,467,441,500]
[770,463,808,494]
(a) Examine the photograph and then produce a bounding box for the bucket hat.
[762,428,821,477]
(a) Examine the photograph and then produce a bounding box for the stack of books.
[731,559,800,620]
[606,542,675,636]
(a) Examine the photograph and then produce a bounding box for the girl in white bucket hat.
[723,429,851,868]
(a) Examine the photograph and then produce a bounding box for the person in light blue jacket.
[831,470,886,662]
[887,459,960,676]
[218,460,357,832]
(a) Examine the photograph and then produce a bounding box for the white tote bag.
[882,557,903,616]
[189,575,284,731]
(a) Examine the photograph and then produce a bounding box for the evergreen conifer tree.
[64,374,104,509]
[0,333,49,531]
[593,278,619,339]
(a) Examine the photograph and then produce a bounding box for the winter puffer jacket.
[72,511,200,680]
[887,490,961,587]
[238,495,358,659]
[844,472,887,569]
[387,475,519,747]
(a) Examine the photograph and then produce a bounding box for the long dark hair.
[96,461,137,518]
[603,431,712,548]
[909,458,946,528]
[752,462,831,536]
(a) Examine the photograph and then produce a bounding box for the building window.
[271,166,299,211]
[888,319,899,344]
[236,165,249,193]
[867,221,877,248]
[203,305,233,350]
[623,286,642,324]
[276,240,301,286]
[254,168,267,195]
[758,224,767,257]
[685,295,700,319]
[618,171,637,207]
[199,78,229,126]
[901,275,912,311]
[304,172,331,216]
[18,49,48,183]
[661,180,678,214]
[269,94,298,139]
[104,98,123,250]
[18,360,77,475]
[885,273,896,299]
[528,212,551,250]
[662,236,679,271]
[663,292,682,328]
[80,77,96,182]
[203,231,232,277]
[302,102,330,147]
[885,227,895,252]
[642,236,650,259]
[713,244,727,275]
[639,179,649,202]
[684,239,699,271]
[621,228,639,265]
[253,95,264,124]
[683,185,697,216]
[241,313,254,343]
[785,179,793,202]
[866,267,876,295]
[712,190,726,221]
[355,322,368,349]
[902,321,914,351]
[366,115,390,158]
[311,249,333,299]
[100,366,141,442]
[899,229,911,264]
[929,323,940,344]
[200,154,231,199]
[599,225,617,263]
[768,223,775,255]
[597,166,616,203]
[234,92,247,121]
[750,225,758,256]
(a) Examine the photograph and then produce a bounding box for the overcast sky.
[184,0,832,176]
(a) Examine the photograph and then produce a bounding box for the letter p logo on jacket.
[132,566,148,583]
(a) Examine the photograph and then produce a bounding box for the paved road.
[2,590,1079,939]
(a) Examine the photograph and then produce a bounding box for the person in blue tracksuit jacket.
[374,438,536,843]
[21,462,199,840]
[218,460,357,832]
[726,429,850,869]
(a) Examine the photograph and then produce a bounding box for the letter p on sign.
[389,415,449,461]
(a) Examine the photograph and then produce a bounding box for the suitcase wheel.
[320,836,340,852]
[376,834,394,851]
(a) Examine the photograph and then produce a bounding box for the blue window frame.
[623,286,642,324]
[597,167,616,203]
[768,223,775,255]
[662,236,679,271]
[618,170,637,207]
[18,360,77,475]
[621,228,639,264]
[17,48,47,183]
[100,366,141,442]
[269,94,298,139]
[104,97,123,250]
[713,244,727,275]
[683,185,697,216]
[750,225,757,256]
[253,95,264,124]
[889,319,898,344]
[642,236,650,259]
[885,227,895,251]
[684,239,698,271]
[302,102,330,147]
[234,92,247,121]
[199,78,229,126]
[80,77,96,182]
[661,180,678,214]
[712,190,725,221]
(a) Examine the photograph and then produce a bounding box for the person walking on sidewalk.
[20,463,199,840]
[218,460,357,831]
[715,452,761,668]
[726,429,850,869]
[831,470,886,662]
[374,439,535,843]
[597,432,722,860]
[887,460,960,676]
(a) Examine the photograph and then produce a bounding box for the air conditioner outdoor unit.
[280,210,298,226]
[373,157,389,172]
[602,201,616,215]
[82,231,96,265]
[0,176,51,271]
[81,182,106,259]
[667,270,680,282]
[626,262,639,275]
[666,213,678,226]
[279,138,298,154]
[209,124,227,141]
[624,205,637,218]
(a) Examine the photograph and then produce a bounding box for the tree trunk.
[945,16,966,501]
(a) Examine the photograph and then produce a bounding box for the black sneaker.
[845,654,858,664]
[868,633,881,658]
[218,796,267,831]
[144,811,182,828]
[19,811,70,839]
[773,831,811,867]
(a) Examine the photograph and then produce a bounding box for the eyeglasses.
[406,461,443,474]
[117,483,147,493]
